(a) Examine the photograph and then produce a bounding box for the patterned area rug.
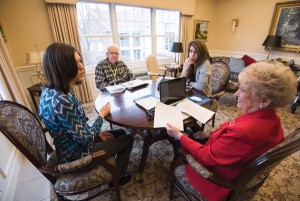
[51,92,300,201]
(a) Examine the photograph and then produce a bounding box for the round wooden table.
[94,80,203,180]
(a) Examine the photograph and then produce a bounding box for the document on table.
[176,99,215,124]
[106,85,126,94]
[154,102,184,131]
[134,96,159,111]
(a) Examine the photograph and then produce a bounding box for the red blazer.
[180,109,284,201]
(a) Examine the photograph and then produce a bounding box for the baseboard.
[0,151,23,201]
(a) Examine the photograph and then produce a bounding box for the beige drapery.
[46,3,93,103]
[180,14,192,65]
[0,33,30,107]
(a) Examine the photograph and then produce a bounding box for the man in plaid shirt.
[95,44,134,91]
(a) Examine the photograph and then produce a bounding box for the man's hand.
[99,131,114,141]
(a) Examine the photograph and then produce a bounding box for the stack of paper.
[106,80,149,94]
[153,99,215,131]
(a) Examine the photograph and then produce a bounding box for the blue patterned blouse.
[38,87,103,164]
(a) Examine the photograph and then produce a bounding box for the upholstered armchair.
[0,100,121,201]
[169,128,300,201]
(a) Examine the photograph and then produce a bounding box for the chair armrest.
[180,148,235,189]
[148,72,166,77]
[158,67,167,71]
[57,150,107,173]
[208,91,225,100]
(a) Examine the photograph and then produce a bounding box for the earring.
[258,103,265,109]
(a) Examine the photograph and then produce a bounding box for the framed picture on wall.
[269,1,300,52]
[194,20,209,42]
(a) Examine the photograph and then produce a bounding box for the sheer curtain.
[46,3,92,103]
[180,14,192,65]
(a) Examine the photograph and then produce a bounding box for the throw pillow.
[242,55,256,66]
[229,57,246,73]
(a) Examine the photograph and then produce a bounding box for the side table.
[165,65,183,78]
[27,83,43,113]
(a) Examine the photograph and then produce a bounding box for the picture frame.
[269,1,300,52]
[194,20,209,42]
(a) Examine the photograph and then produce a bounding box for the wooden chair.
[169,128,300,201]
[146,55,167,80]
[0,100,121,201]
[207,61,230,127]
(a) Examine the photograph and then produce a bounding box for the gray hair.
[238,61,297,108]
[106,44,119,52]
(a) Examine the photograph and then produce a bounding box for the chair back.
[211,61,230,94]
[228,128,300,200]
[146,55,159,80]
[0,101,53,179]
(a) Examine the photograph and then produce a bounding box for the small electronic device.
[159,77,186,105]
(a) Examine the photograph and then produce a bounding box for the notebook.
[159,77,186,105]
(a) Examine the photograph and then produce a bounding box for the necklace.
[110,65,118,84]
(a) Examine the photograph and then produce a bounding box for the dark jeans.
[92,129,134,178]
[172,133,208,160]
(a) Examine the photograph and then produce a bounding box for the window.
[76,2,180,68]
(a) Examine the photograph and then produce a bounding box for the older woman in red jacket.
[166,62,297,201]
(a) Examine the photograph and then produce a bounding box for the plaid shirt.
[95,58,134,91]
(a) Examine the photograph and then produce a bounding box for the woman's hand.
[165,123,183,140]
[99,131,114,141]
[183,58,194,70]
[99,102,111,118]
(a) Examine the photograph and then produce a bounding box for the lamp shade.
[26,51,44,64]
[170,42,183,53]
[262,35,281,48]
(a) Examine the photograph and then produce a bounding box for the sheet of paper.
[122,79,149,89]
[154,102,184,131]
[106,85,126,94]
[176,99,215,124]
[135,96,159,111]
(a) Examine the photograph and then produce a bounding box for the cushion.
[242,55,256,66]
[229,57,245,73]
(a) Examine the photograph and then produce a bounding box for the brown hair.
[43,42,80,94]
[186,39,210,76]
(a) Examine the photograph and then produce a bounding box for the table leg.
[135,129,171,182]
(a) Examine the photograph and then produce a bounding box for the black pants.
[92,129,134,178]
[172,133,208,160]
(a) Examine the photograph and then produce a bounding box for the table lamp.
[26,45,45,83]
[262,35,281,61]
[170,42,183,65]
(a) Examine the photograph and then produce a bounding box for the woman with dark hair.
[180,39,212,96]
[39,42,133,185]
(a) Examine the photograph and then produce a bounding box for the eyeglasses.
[108,52,119,55]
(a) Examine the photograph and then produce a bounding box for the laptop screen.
[159,77,186,104]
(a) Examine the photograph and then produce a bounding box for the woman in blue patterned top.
[39,42,133,185]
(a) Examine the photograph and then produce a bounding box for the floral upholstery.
[243,129,300,190]
[174,165,207,201]
[55,163,113,194]
[0,101,47,165]
[211,61,230,94]
[211,57,238,82]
